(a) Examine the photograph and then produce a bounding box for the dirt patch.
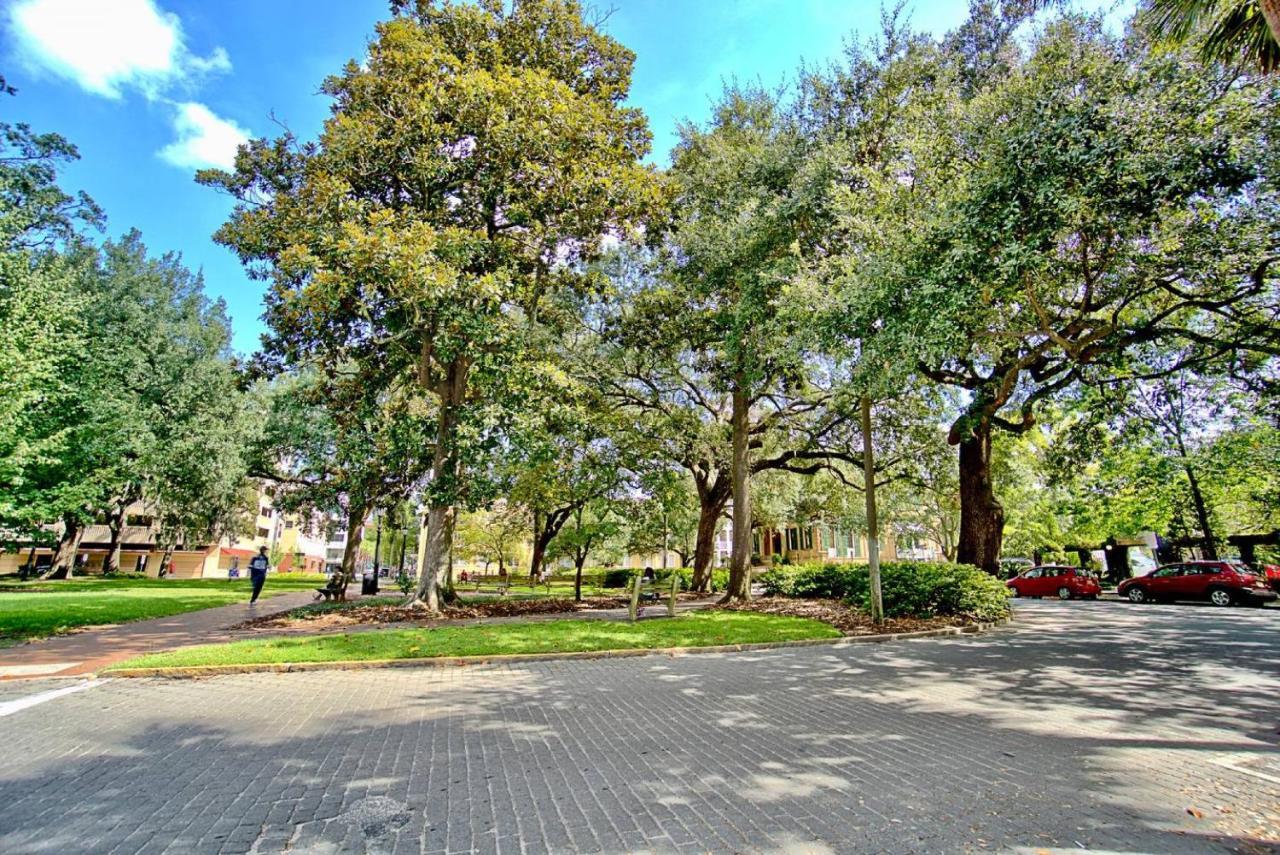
[233,595,633,632]
[717,597,972,636]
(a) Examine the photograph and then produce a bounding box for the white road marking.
[0,678,109,718]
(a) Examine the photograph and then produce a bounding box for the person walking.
[248,546,271,605]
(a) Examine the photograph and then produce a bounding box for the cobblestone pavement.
[0,600,1276,854]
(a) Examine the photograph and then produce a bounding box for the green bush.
[760,563,865,599]
[657,567,730,593]
[761,560,1010,621]
[602,568,633,588]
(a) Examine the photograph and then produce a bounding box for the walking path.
[0,590,326,679]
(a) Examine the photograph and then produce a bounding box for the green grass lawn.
[109,611,839,670]
[0,574,328,641]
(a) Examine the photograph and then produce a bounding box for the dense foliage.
[5,1,1277,613]
[762,561,1012,621]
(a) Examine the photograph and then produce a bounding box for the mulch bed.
[233,595,634,632]
[717,597,971,636]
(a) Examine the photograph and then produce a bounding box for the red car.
[1118,560,1278,607]
[1261,563,1280,593]
[1007,565,1102,600]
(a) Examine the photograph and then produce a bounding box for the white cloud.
[158,101,249,171]
[8,0,250,172]
[8,0,230,99]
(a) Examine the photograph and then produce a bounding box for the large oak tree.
[202,0,661,610]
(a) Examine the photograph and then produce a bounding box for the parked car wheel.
[1208,587,1234,607]
[1127,586,1148,603]
[1057,586,1072,600]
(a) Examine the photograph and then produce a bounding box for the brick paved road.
[0,600,1276,854]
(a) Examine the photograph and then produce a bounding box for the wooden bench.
[628,573,681,621]
[314,577,347,601]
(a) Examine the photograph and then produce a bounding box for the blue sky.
[2,0,1116,354]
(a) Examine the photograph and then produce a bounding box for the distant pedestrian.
[248,546,270,604]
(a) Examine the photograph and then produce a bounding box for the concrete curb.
[103,617,1012,679]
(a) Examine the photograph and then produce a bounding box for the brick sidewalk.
[0,590,327,679]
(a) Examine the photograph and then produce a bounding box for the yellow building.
[207,485,331,577]
[0,505,214,578]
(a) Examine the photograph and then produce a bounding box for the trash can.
[361,571,378,596]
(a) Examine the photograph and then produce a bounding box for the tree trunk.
[955,417,1004,573]
[530,507,574,582]
[574,553,587,602]
[529,511,550,581]
[529,511,543,579]
[1183,465,1218,560]
[861,397,884,623]
[723,379,752,603]
[413,362,465,611]
[1261,0,1280,55]
[104,502,126,574]
[691,487,728,593]
[441,509,458,603]
[42,515,84,579]
[161,541,177,578]
[337,504,366,601]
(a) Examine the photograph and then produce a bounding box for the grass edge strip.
[103,617,1011,679]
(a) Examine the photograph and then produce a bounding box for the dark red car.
[1260,563,1280,593]
[1118,560,1278,607]
[1007,565,1101,600]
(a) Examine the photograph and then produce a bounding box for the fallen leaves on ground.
[233,595,634,631]
[717,597,972,636]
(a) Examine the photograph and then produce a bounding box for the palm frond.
[1145,0,1280,72]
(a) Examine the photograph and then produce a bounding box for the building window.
[284,520,294,530]
[260,506,273,518]
[850,535,863,559]
[786,528,798,551]
[257,527,270,539]
[125,514,154,527]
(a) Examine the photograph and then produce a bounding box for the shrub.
[763,560,1010,621]
[657,567,730,593]
[760,563,866,599]
[872,561,1010,620]
[602,568,633,588]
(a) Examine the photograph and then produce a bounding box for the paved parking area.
[0,600,1277,853]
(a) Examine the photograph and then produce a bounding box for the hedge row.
[759,561,1011,621]
[599,567,730,592]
